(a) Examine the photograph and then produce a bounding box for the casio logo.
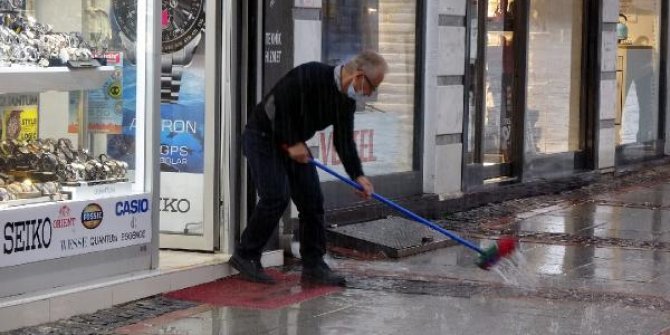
[116,199,150,216]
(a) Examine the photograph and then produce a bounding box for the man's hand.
[286,142,310,164]
[355,176,374,200]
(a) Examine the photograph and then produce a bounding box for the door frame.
[464,0,598,188]
[462,0,529,190]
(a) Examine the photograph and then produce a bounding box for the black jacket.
[248,62,364,179]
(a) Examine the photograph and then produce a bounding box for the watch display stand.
[0,65,115,94]
[61,180,133,201]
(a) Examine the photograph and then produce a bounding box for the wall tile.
[435,27,466,76]
[50,287,113,321]
[602,30,617,72]
[602,0,620,23]
[434,143,462,194]
[438,0,466,16]
[436,85,464,135]
[0,300,50,332]
[598,127,616,168]
[600,79,617,120]
[295,0,322,8]
[112,276,171,305]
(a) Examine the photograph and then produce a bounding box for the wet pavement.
[8,165,670,334]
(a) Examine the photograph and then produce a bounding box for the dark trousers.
[236,127,326,268]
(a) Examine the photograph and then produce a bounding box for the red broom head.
[476,236,518,270]
[496,236,517,257]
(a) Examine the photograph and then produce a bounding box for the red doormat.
[165,269,342,309]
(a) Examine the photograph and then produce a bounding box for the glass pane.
[616,0,660,148]
[111,0,206,235]
[314,0,416,178]
[0,0,141,203]
[482,0,517,164]
[526,0,583,155]
[156,1,206,235]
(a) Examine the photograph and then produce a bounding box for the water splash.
[491,244,540,291]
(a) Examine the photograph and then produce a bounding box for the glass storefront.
[0,0,158,295]
[616,0,663,162]
[466,0,587,186]
[311,0,417,179]
[466,0,522,184]
[526,0,583,156]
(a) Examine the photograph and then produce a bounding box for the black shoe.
[230,253,276,284]
[302,261,346,286]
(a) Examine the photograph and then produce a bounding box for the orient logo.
[159,198,190,213]
[53,205,76,229]
[81,203,104,229]
[3,218,52,254]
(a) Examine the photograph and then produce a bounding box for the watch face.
[112,0,204,53]
[112,0,138,41]
[161,0,205,53]
[6,110,21,140]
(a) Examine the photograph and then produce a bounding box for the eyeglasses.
[362,74,378,93]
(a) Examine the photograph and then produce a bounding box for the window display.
[317,0,417,178]
[0,3,131,208]
[526,0,583,155]
[615,0,661,161]
[0,0,155,268]
[0,12,98,67]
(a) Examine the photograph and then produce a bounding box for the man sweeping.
[231,50,388,286]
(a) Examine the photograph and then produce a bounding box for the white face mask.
[347,77,363,100]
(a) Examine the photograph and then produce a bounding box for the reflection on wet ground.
[14,182,670,334]
[517,202,670,242]
[116,185,670,334]
[119,289,670,335]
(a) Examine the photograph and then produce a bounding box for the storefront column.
[665,1,670,155]
[423,0,466,195]
[599,0,619,169]
[294,0,322,66]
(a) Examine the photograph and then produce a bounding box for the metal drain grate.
[327,216,456,258]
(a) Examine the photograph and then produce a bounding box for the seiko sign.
[3,218,52,254]
[159,198,191,213]
[116,199,150,216]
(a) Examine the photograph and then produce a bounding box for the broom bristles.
[476,236,518,270]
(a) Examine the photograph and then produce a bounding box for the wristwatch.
[112,0,205,103]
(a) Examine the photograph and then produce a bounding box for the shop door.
[465,0,526,186]
[158,0,222,251]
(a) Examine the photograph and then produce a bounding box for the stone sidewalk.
[7,163,670,334]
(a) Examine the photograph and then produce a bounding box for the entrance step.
[327,216,457,258]
[0,250,283,332]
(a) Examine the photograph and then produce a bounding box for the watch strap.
[161,49,186,103]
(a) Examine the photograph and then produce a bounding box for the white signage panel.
[159,172,203,234]
[1,193,152,268]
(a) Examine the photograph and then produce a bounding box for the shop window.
[0,0,155,268]
[526,0,584,155]
[314,0,417,177]
[616,0,662,159]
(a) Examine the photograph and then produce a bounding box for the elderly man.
[231,50,388,286]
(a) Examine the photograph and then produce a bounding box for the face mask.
[347,76,363,100]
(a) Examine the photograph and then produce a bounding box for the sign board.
[0,94,39,141]
[264,0,295,93]
[159,172,203,234]
[1,193,152,268]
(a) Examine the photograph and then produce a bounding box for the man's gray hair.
[344,50,388,78]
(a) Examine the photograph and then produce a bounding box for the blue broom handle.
[310,158,484,255]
